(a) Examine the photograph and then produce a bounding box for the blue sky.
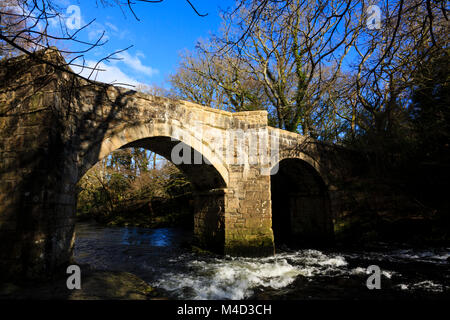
[55,0,227,89]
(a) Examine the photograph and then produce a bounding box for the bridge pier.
[224,167,275,257]
[193,175,275,257]
[192,188,225,253]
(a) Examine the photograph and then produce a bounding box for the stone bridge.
[0,49,351,280]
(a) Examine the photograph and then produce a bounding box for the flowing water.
[74,222,450,300]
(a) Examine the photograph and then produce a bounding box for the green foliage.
[76,148,193,227]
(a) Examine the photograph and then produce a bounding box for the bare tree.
[349,0,448,137]
[169,47,271,113]
[171,0,367,136]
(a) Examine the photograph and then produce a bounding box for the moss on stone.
[225,235,275,257]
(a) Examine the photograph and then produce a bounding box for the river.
[74,222,449,300]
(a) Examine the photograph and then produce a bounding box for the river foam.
[151,250,350,300]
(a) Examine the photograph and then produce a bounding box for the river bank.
[77,194,194,229]
[0,266,166,300]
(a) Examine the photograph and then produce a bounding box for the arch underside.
[80,122,230,187]
[80,132,228,254]
[123,137,226,191]
[124,138,226,252]
[271,158,334,248]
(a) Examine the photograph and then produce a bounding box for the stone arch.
[270,156,334,248]
[76,121,230,254]
[79,121,229,187]
[274,149,331,187]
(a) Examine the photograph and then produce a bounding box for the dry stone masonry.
[0,49,345,280]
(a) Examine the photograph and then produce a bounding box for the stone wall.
[0,51,78,279]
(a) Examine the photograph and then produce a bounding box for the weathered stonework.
[0,49,342,280]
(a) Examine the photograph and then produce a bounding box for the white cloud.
[105,22,119,32]
[88,22,109,42]
[71,50,159,87]
[72,60,142,87]
[87,20,130,42]
[115,51,159,77]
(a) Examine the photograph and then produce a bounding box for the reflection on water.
[74,222,193,274]
[74,222,450,300]
[121,228,173,247]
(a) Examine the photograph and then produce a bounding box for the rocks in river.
[0,269,167,300]
[67,270,164,300]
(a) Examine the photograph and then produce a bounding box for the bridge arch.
[79,121,229,190]
[270,156,334,248]
[75,121,230,255]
